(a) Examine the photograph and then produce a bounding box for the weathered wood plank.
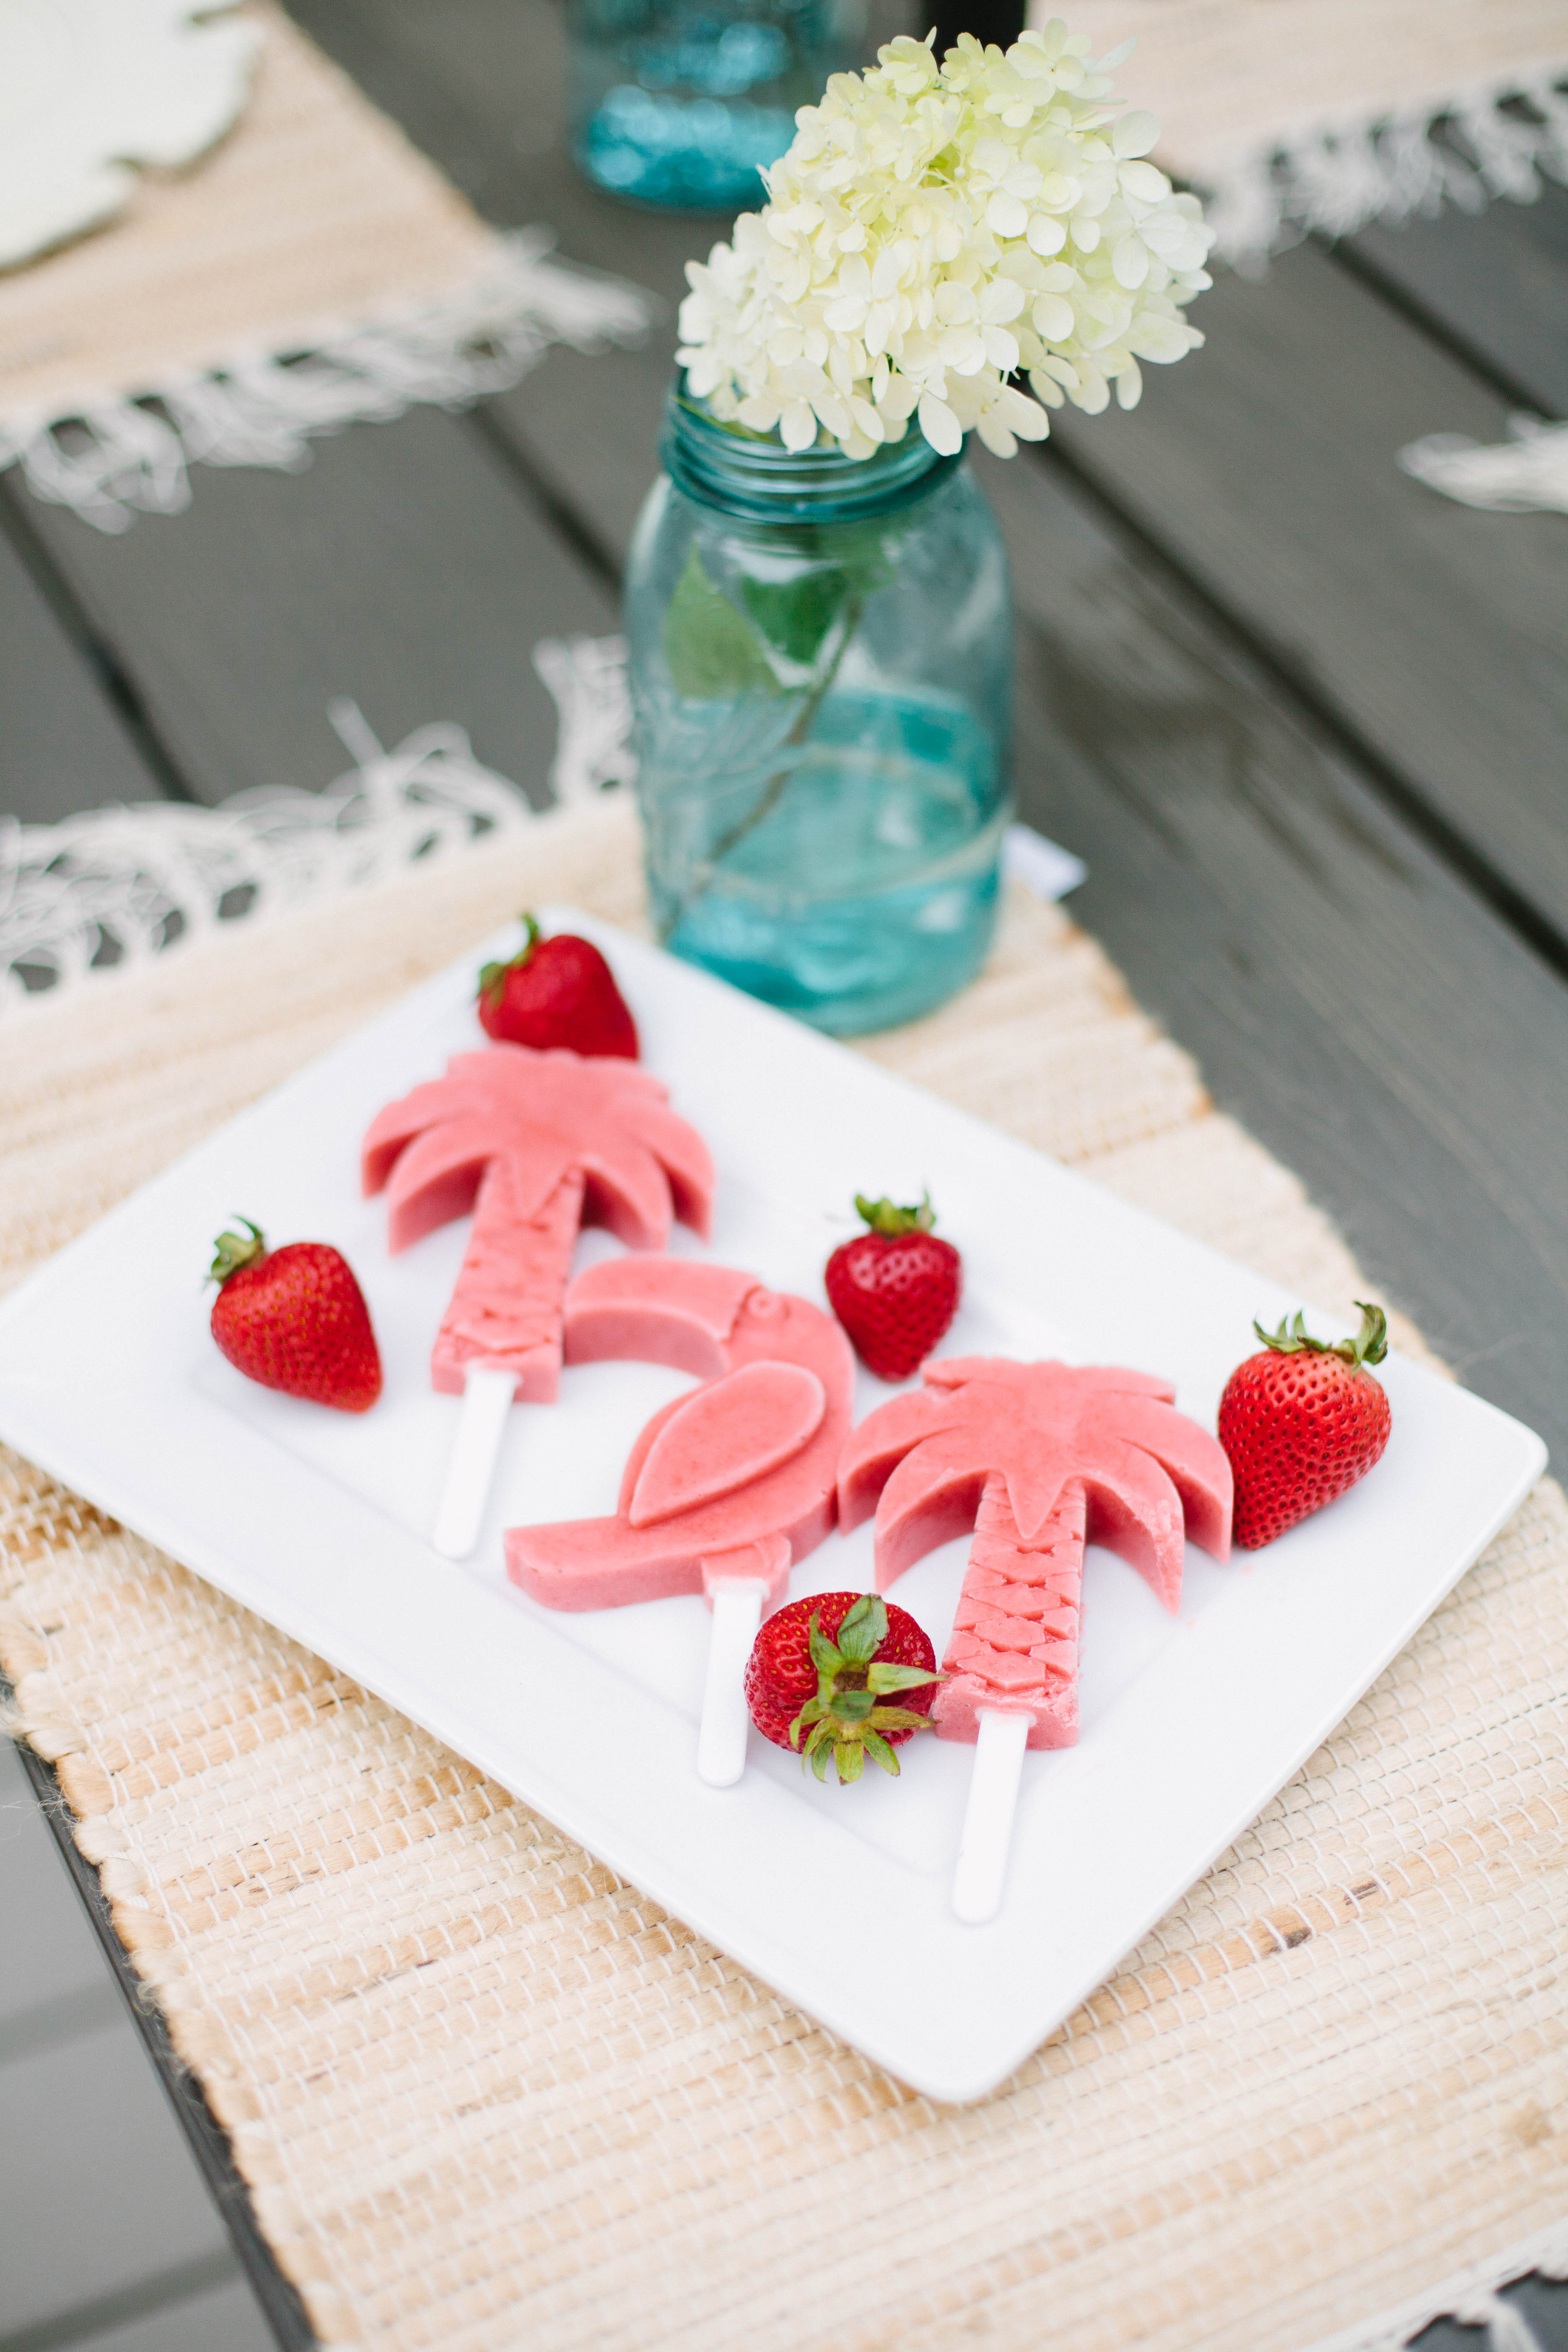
[1044,242,1568,949]
[0,1739,123,2049]
[68,2277,282,2352]
[12,402,619,807]
[1499,2280,1568,2352]
[1342,180,1568,418]
[0,1740,276,2345]
[0,509,166,823]
[75,2274,282,2352]
[980,442,1568,1464]
[8,1733,318,2350]
[0,1995,237,2338]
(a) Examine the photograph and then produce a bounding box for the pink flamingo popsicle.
[363,1047,713,1556]
[507,1256,855,1785]
[839,1357,1233,1919]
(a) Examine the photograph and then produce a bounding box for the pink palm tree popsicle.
[362,1046,714,1557]
[839,1357,1233,1921]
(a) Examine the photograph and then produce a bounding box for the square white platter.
[0,910,1545,2103]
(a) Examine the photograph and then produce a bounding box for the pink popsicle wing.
[505,1256,853,1612]
[627,1362,827,1526]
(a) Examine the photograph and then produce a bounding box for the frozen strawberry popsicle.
[838,1357,1232,1920]
[840,1357,1233,1748]
[363,1047,713,1401]
[363,1045,713,1558]
[508,1255,853,1607]
[507,1256,854,1785]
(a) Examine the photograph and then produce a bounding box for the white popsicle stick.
[431,1364,517,1560]
[696,1581,767,1788]
[951,1709,1032,1924]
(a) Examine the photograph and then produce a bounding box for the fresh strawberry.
[824,1194,961,1381]
[744,1591,940,1783]
[208,1221,382,1412]
[1218,1301,1392,1548]
[477,915,638,1058]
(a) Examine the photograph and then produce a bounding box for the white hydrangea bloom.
[677,23,1214,461]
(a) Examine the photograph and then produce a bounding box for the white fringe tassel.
[1293,2192,1568,2349]
[1206,66,1568,263]
[0,637,1094,1014]
[531,632,635,807]
[0,228,654,533]
[0,635,628,1010]
[1398,415,1568,516]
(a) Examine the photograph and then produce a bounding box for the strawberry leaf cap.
[853,1191,937,1237]
[789,1594,942,1783]
[1253,1299,1389,1369]
[209,1218,266,1285]
[477,913,544,1009]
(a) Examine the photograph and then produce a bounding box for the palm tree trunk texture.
[932,1472,1083,1749]
[430,1158,588,1402]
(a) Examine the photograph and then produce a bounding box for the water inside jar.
[647,690,1007,1035]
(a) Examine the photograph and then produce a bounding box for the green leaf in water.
[662,548,779,701]
[740,568,850,666]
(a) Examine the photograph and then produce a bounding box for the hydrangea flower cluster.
[677,23,1214,461]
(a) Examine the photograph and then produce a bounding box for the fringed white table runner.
[0,637,636,1004]
[0,1,652,530]
[0,635,1086,1009]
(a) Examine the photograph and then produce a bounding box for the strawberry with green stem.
[825,1192,961,1381]
[477,915,638,1058]
[1218,1301,1392,1548]
[745,1591,941,1783]
[208,1220,382,1412]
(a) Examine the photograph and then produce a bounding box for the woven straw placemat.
[2,795,1565,2352]
[0,0,491,431]
[1040,0,1568,253]
[0,3,652,533]
[1061,0,1568,183]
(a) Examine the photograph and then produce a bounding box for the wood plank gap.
[465,399,625,592]
[0,1978,124,2068]
[0,2251,242,2352]
[5,1692,316,2352]
[0,487,202,810]
[1026,435,1568,990]
[1318,235,1560,420]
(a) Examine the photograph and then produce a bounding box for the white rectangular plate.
[0,913,1545,2102]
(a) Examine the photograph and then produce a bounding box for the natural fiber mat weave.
[1041,0,1568,254]
[2,794,1565,2352]
[0,1,491,430]
[0,4,650,529]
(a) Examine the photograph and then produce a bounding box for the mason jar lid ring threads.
[662,380,964,526]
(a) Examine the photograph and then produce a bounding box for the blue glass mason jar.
[625,384,1013,1036]
[566,0,865,212]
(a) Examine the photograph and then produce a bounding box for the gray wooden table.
[3,4,1566,2344]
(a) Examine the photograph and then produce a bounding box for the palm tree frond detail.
[362,1045,713,1403]
[838,1357,1233,1751]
